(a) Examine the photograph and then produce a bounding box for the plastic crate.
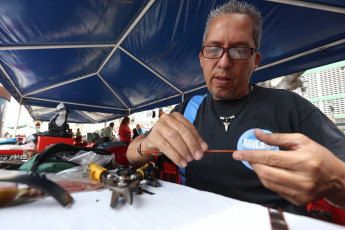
[37,136,74,152]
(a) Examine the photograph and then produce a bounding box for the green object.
[19,154,77,173]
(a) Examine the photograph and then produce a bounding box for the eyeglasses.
[201,46,257,60]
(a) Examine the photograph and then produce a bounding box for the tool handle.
[89,162,107,181]
[136,162,154,180]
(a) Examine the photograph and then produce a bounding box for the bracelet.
[137,142,153,159]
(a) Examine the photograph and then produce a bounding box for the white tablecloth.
[1,177,344,230]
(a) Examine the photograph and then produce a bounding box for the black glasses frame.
[201,46,257,60]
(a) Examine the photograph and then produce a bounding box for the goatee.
[210,89,234,100]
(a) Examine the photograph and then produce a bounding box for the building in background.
[293,60,345,128]
[0,86,11,137]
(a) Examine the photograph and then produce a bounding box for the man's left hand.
[233,128,345,207]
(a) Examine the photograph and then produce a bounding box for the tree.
[257,71,305,90]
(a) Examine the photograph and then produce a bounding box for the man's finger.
[146,127,188,168]
[253,128,304,150]
[251,163,320,206]
[169,112,208,159]
[233,149,306,171]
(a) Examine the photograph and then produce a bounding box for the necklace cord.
[210,84,253,119]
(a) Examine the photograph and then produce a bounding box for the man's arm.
[233,129,345,207]
[127,112,208,168]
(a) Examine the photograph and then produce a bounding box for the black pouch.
[38,103,70,138]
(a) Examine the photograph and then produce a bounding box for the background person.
[76,128,81,137]
[127,0,345,216]
[102,122,114,143]
[118,117,132,145]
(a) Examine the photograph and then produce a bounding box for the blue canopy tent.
[0,0,344,123]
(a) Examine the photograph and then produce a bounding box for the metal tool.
[0,173,74,207]
[90,162,158,208]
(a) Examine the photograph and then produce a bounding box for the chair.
[308,199,345,226]
[160,161,181,184]
[106,145,130,168]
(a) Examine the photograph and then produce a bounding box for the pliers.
[89,162,158,208]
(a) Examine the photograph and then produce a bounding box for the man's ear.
[253,52,261,71]
[199,52,203,67]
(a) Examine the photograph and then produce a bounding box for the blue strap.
[179,94,207,185]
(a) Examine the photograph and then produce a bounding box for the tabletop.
[0,171,344,230]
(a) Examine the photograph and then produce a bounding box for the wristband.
[137,142,153,159]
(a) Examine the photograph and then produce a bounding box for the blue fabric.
[0,138,17,144]
[0,1,344,123]
[179,94,207,185]
[183,95,207,124]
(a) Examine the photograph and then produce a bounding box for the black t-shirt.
[172,84,345,215]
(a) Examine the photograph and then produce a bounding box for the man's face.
[200,13,261,100]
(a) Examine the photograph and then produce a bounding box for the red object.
[309,199,345,225]
[160,162,181,184]
[86,142,96,148]
[0,149,24,155]
[74,136,82,143]
[37,136,74,152]
[119,124,132,144]
[73,136,87,146]
[106,146,130,168]
[73,141,88,147]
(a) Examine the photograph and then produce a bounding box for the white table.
[1,176,344,230]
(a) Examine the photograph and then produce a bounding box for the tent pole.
[14,101,23,137]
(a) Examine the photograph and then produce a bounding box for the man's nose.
[217,50,233,68]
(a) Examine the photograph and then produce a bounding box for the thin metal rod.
[132,85,206,111]
[0,44,115,51]
[256,38,345,71]
[97,73,128,109]
[75,111,96,123]
[0,63,22,97]
[119,46,183,95]
[265,0,345,14]
[24,73,96,97]
[141,150,235,154]
[14,99,23,137]
[96,0,156,74]
[24,96,127,111]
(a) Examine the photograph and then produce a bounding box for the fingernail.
[186,154,193,162]
[233,151,242,160]
[194,150,203,160]
[201,142,208,152]
[180,160,187,167]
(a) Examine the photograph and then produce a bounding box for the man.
[76,128,81,137]
[102,122,114,143]
[127,0,345,215]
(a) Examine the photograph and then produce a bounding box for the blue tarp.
[0,0,344,123]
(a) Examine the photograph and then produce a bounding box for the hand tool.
[0,172,74,207]
[89,162,158,208]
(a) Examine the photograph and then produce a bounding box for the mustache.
[211,68,231,78]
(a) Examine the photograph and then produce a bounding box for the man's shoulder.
[171,93,208,114]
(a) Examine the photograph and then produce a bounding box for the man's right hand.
[127,112,208,168]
